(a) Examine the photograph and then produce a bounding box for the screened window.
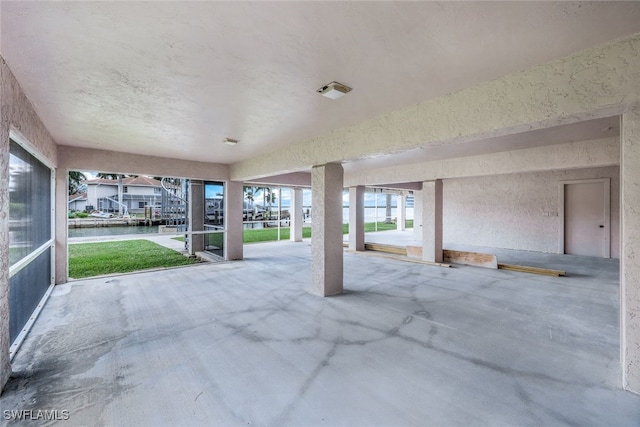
[9,140,52,266]
[8,137,54,347]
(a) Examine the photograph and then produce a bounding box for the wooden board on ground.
[498,263,566,277]
[406,245,423,259]
[443,249,498,269]
[364,243,407,256]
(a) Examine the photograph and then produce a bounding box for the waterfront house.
[85,176,163,215]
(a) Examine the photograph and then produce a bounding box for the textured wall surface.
[54,168,68,284]
[231,34,640,181]
[344,137,619,187]
[621,108,640,393]
[443,166,620,257]
[421,180,443,262]
[348,186,365,251]
[225,181,244,261]
[289,188,303,242]
[0,53,12,394]
[1,56,58,391]
[58,146,228,181]
[311,164,343,296]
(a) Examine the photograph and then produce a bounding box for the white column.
[421,180,443,263]
[55,168,68,284]
[225,181,244,260]
[311,163,344,296]
[621,108,640,393]
[349,185,365,251]
[397,193,406,231]
[413,188,423,241]
[188,180,204,256]
[290,187,303,242]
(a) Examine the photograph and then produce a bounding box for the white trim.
[9,129,56,170]
[558,178,611,258]
[8,240,54,279]
[9,284,55,361]
[51,168,56,285]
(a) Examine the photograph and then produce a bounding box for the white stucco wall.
[59,146,229,181]
[442,166,620,258]
[1,56,58,391]
[126,186,159,197]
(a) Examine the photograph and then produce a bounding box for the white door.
[564,182,607,257]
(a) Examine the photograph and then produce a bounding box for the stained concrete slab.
[1,240,638,426]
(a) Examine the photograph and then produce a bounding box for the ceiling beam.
[344,137,619,187]
[230,33,640,181]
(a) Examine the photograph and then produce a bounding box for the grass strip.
[69,239,196,279]
[171,220,415,245]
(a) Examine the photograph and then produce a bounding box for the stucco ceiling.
[1,1,639,170]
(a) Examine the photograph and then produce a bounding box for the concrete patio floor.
[1,240,638,426]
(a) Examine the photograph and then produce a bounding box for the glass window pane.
[204,182,224,257]
[9,140,51,266]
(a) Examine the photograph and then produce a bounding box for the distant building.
[68,192,87,212]
[84,176,163,215]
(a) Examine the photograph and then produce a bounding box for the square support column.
[413,189,423,241]
[621,108,640,394]
[311,163,344,296]
[290,187,303,242]
[421,180,443,263]
[397,193,406,231]
[188,180,204,256]
[348,186,365,251]
[55,168,68,284]
[225,180,244,261]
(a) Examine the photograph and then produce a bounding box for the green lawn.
[69,239,197,279]
[171,220,415,245]
[242,220,413,243]
[242,226,312,243]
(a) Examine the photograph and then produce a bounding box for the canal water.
[68,225,159,238]
[68,207,415,238]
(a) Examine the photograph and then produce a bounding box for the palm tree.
[68,171,87,195]
[265,188,277,220]
[244,186,255,209]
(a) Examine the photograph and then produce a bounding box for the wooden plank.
[364,243,407,256]
[498,263,566,277]
[406,245,423,259]
[443,249,498,269]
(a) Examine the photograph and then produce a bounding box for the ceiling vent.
[317,81,352,100]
